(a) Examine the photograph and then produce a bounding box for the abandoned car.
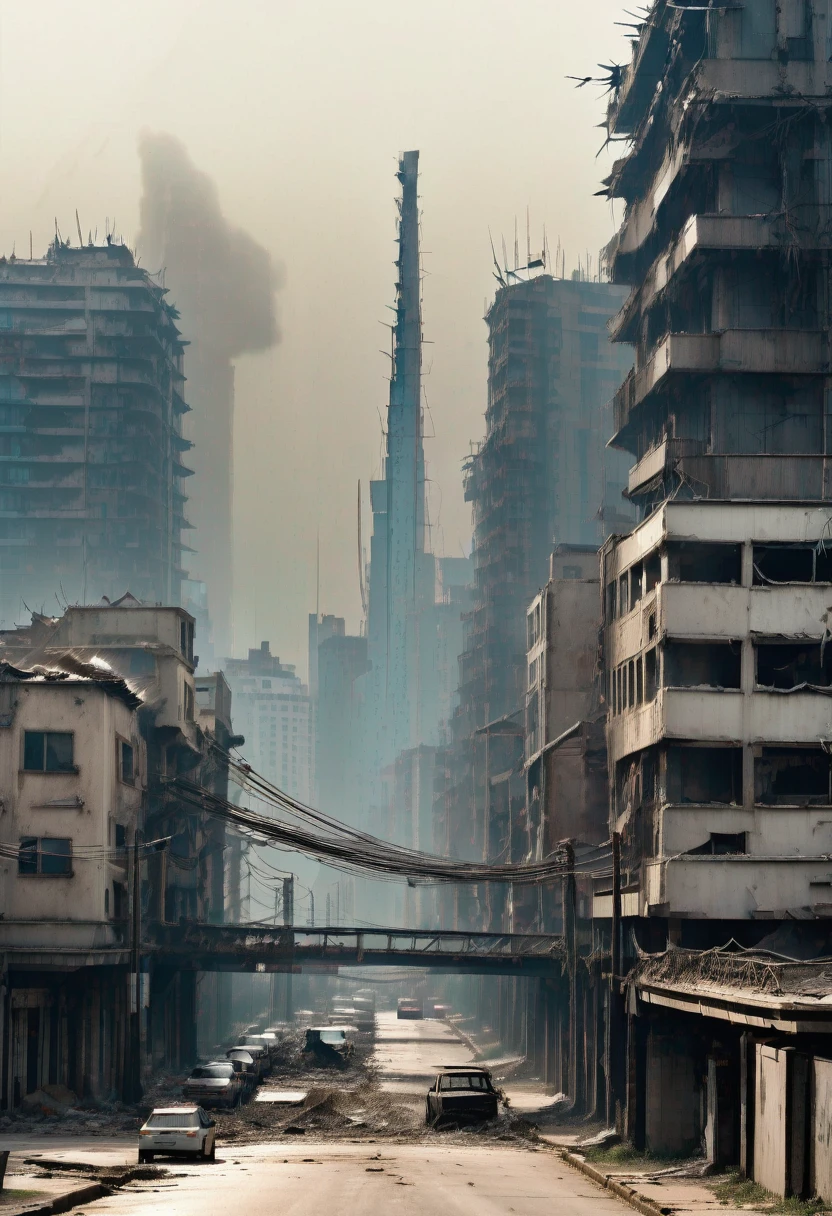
[425,1066,499,1127]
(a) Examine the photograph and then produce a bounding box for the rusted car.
[425,1066,499,1128]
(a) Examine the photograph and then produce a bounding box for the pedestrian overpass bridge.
[147,922,564,977]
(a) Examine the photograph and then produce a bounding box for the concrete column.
[178,972,198,1069]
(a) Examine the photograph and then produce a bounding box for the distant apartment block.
[223,641,314,804]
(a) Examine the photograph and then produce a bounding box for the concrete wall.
[645,1032,702,1155]
[812,1057,832,1204]
[644,857,832,919]
[754,1045,789,1197]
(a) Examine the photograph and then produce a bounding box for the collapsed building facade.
[0,241,191,630]
[586,0,832,1201]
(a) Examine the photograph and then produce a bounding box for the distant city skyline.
[0,0,632,669]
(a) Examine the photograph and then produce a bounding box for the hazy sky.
[0,0,631,674]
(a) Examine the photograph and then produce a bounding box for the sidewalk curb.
[561,1150,672,1216]
[4,1181,112,1216]
[444,1018,481,1061]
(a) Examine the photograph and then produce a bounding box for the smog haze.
[0,0,629,667]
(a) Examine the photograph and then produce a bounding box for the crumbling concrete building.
[0,240,191,629]
[594,0,832,1196]
[0,596,240,1100]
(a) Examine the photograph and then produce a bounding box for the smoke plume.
[137,131,278,356]
[136,132,280,656]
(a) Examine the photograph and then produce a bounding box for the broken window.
[619,573,630,617]
[756,642,832,689]
[753,543,832,585]
[666,541,742,585]
[663,641,742,689]
[668,746,743,805]
[645,551,661,594]
[645,648,658,700]
[606,580,617,622]
[687,832,748,856]
[755,747,830,805]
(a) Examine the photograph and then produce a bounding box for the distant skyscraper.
[0,240,190,627]
[222,642,314,803]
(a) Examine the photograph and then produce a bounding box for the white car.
[138,1104,216,1162]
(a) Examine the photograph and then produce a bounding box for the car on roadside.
[182,1061,243,1109]
[425,1066,500,1129]
[397,996,423,1020]
[225,1047,260,1091]
[138,1104,217,1161]
[237,1033,275,1069]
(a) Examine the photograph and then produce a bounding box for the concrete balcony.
[660,583,832,647]
[612,214,824,344]
[661,804,832,860]
[613,331,828,437]
[608,686,832,761]
[644,855,832,920]
[627,442,832,502]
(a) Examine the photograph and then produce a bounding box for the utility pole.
[606,832,622,1127]
[128,830,142,1102]
[562,841,577,1108]
[283,876,294,1022]
[308,890,315,928]
[270,886,280,1024]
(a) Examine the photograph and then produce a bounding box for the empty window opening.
[663,641,742,689]
[666,542,742,585]
[630,561,644,609]
[120,741,135,785]
[605,580,617,623]
[619,573,630,617]
[756,642,832,689]
[756,747,830,805]
[645,551,661,594]
[687,831,748,856]
[669,746,743,805]
[753,544,815,584]
[628,660,636,708]
[636,656,644,705]
[645,648,658,700]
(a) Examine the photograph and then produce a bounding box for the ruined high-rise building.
[438,274,632,925]
[0,240,190,627]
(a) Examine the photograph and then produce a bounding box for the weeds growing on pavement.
[583,1143,689,1170]
[711,1171,830,1214]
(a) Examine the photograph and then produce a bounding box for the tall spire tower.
[366,150,429,768]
